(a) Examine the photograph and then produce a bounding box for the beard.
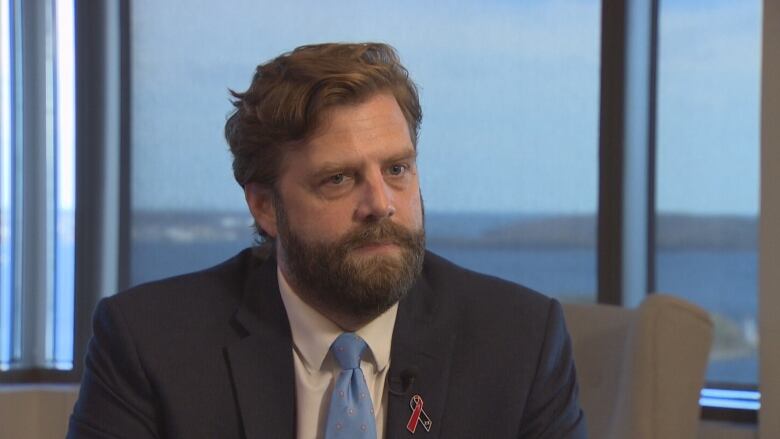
[275,199,425,323]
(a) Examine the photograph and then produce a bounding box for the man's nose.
[355,171,395,222]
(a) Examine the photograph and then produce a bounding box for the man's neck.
[277,264,376,332]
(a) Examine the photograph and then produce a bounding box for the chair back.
[563,294,713,439]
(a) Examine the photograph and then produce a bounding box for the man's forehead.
[294,138,416,169]
[295,95,414,163]
[311,93,409,136]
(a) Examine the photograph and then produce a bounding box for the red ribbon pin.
[406,394,432,433]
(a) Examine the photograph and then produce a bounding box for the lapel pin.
[406,394,432,433]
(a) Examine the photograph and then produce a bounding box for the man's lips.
[352,241,399,251]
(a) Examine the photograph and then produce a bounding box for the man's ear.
[244,183,278,238]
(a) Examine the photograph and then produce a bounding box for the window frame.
[0,0,128,384]
[759,1,780,435]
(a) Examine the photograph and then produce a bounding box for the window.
[0,0,75,371]
[52,0,76,369]
[656,0,762,390]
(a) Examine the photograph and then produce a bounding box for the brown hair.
[224,42,422,188]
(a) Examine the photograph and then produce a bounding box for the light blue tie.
[324,333,377,439]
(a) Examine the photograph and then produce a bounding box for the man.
[68,43,586,438]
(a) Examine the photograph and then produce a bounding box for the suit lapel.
[386,273,457,439]
[223,251,458,438]
[225,255,296,439]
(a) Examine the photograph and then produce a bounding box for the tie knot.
[330,333,367,370]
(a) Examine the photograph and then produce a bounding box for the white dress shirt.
[277,267,399,439]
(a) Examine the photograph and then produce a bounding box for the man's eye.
[326,173,346,185]
[388,164,407,176]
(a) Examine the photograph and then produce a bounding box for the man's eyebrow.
[382,148,418,164]
[310,160,360,179]
[313,147,417,173]
[307,146,418,182]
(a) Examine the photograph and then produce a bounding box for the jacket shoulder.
[117,248,256,297]
[102,248,262,327]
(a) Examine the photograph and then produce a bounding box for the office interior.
[0,0,778,438]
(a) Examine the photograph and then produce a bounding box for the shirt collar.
[277,266,398,374]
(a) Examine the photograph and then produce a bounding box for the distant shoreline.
[130,210,758,251]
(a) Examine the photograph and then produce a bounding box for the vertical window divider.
[72,0,126,381]
[597,0,658,307]
[18,0,53,369]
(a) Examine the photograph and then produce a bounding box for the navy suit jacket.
[68,249,587,438]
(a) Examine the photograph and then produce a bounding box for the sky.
[124,0,762,215]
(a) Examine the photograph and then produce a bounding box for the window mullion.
[72,0,125,380]
[598,0,658,307]
[17,0,54,369]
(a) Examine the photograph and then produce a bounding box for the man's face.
[247,92,425,326]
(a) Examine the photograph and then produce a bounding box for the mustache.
[339,220,424,250]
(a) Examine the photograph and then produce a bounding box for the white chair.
[563,294,713,439]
